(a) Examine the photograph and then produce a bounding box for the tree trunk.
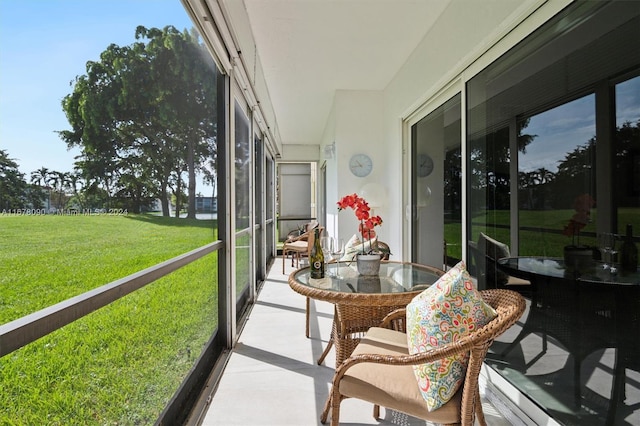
[186,140,196,219]
[174,178,182,218]
[160,181,169,217]
[132,183,141,214]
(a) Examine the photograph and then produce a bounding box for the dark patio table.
[497,256,639,422]
[497,256,640,285]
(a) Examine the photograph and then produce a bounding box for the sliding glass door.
[411,94,462,268]
[466,2,639,423]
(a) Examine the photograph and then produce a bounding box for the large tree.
[59,25,218,217]
[0,150,45,210]
[0,150,27,210]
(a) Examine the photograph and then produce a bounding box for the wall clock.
[416,153,434,177]
[349,154,373,177]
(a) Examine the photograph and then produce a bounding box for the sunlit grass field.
[1,209,637,423]
[0,214,218,424]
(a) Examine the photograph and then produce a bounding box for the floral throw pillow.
[405,261,497,411]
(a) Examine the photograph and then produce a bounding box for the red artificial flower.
[337,193,359,210]
[337,193,384,253]
[562,193,595,245]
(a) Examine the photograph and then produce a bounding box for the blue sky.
[520,78,640,173]
[519,94,596,173]
[0,0,194,176]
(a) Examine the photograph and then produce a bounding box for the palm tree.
[47,171,70,210]
[67,171,85,210]
[30,167,50,187]
[30,167,51,210]
[534,167,555,185]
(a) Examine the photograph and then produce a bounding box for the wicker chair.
[282,221,320,274]
[468,234,531,294]
[376,241,391,260]
[321,289,526,426]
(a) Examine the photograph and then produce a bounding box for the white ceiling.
[241,0,451,146]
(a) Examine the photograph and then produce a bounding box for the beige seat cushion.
[339,327,462,425]
[478,232,511,285]
[506,275,531,286]
[284,240,308,253]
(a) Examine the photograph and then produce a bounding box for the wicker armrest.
[337,290,524,372]
[286,232,309,243]
[285,227,307,242]
[285,222,319,243]
[379,308,407,332]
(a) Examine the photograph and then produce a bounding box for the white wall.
[322,90,387,246]
[280,144,320,162]
[320,99,338,238]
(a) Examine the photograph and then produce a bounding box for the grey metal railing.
[0,241,222,357]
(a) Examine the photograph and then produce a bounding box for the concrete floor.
[194,259,519,426]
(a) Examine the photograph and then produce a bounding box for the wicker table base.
[289,262,445,366]
[333,303,407,364]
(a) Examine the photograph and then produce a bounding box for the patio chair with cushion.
[321,283,526,426]
[468,232,531,294]
[282,220,320,274]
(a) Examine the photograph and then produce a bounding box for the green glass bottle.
[620,224,638,273]
[310,228,325,279]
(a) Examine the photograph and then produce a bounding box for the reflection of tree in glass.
[443,147,462,218]
[468,127,512,211]
[467,118,536,214]
[518,120,640,212]
[614,120,640,207]
[471,115,639,218]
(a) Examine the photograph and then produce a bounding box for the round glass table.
[288,261,445,365]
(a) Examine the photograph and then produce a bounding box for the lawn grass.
[0,214,215,323]
[0,214,218,424]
